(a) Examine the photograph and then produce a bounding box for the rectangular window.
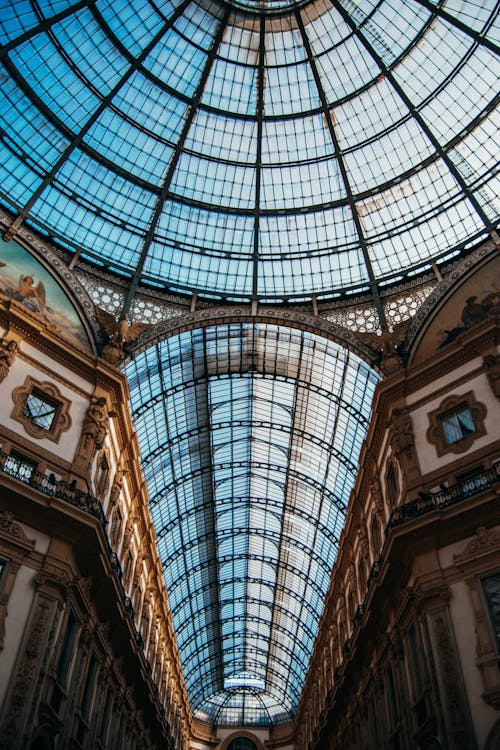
[51,613,78,713]
[440,406,475,444]
[81,656,97,719]
[386,665,398,731]
[111,507,123,546]
[23,389,59,431]
[100,687,113,744]
[4,451,37,482]
[482,573,500,650]
[407,626,423,696]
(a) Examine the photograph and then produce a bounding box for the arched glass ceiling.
[0,0,498,303]
[125,323,379,726]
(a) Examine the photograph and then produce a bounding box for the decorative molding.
[0,510,35,547]
[483,352,500,401]
[0,595,56,750]
[126,306,379,368]
[11,375,72,442]
[34,569,71,598]
[0,207,98,351]
[388,408,415,461]
[429,609,474,750]
[405,239,496,354]
[454,526,500,565]
[426,391,487,457]
[0,337,18,383]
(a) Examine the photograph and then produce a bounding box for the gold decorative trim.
[11,375,72,443]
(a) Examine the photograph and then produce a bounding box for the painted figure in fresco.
[12,274,46,309]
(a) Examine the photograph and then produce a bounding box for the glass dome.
[0,0,498,303]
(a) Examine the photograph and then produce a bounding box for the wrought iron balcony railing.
[0,448,106,525]
[389,464,499,529]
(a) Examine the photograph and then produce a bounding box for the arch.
[0,214,99,354]
[406,240,498,366]
[125,306,378,369]
[124,320,380,726]
[220,731,265,750]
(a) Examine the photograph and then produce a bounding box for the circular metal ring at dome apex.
[219,0,311,14]
[0,0,498,307]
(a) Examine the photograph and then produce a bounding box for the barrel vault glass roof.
[0,0,498,731]
[0,0,498,303]
[125,324,379,725]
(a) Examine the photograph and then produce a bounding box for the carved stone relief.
[0,594,59,750]
[428,609,475,750]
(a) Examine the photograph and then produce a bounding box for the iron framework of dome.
[125,324,379,725]
[0,0,499,731]
[0,0,498,310]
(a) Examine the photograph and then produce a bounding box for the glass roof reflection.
[125,324,379,725]
[0,0,497,303]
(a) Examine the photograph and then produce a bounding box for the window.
[23,389,59,431]
[385,665,400,743]
[440,405,475,445]
[99,687,113,744]
[227,739,258,750]
[385,462,399,507]
[371,515,382,558]
[51,613,79,712]
[111,506,123,546]
[427,391,487,456]
[482,573,500,651]
[4,451,37,482]
[406,625,427,727]
[12,376,71,442]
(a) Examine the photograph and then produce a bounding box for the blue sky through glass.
[125,324,379,725]
[0,0,497,302]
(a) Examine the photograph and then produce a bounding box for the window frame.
[481,571,500,653]
[426,391,487,457]
[4,450,38,483]
[11,376,71,442]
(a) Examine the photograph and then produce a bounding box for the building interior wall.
[0,229,498,750]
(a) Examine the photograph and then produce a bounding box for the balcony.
[389,464,499,529]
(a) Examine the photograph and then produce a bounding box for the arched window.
[227,738,258,750]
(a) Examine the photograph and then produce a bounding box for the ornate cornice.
[0,510,35,552]
[454,526,500,566]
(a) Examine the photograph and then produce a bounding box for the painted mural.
[413,257,500,364]
[0,237,90,350]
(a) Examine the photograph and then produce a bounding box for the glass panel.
[0,0,496,302]
[125,324,379,725]
[23,390,58,430]
[441,406,475,444]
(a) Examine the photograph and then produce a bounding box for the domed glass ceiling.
[125,324,379,726]
[0,0,498,303]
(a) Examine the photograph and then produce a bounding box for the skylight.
[125,323,379,725]
[0,0,497,304]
